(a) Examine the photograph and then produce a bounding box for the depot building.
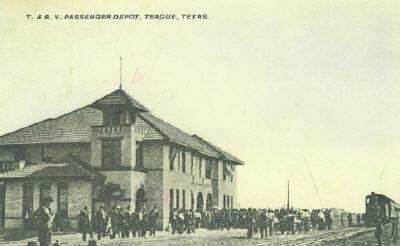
[0,88,243,230]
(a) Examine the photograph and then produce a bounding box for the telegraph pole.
[287,179,290,210]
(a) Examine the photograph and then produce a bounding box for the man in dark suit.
[78,206,92,241]
[131,211,140,237]
[95,204,108,240]
[122,205,131,238]
[33,197,55,246]
[148,206,159,236]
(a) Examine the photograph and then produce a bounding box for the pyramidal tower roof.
[91,89,149,112]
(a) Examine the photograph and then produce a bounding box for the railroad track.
[256,227,371,246]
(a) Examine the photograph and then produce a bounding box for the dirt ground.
[0,226,385,246]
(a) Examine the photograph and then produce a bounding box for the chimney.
[18,160,26,169]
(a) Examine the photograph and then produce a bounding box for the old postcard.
[1,1,399,245]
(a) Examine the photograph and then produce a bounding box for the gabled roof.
[91,89,149,112]
[0,155,105,181]
[138,113,218,158]
[192,135,244,165]
[0,90,242,163]
[0,106,103,145]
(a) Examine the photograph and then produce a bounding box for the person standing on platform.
[122,205,131,238]
[340,213,344,227]
[131,211,140,237]
[78,206,93,241]
[247,208,255,238]
[95,204,108,240]
[259,210,268,239]
[33,197,55,246]
[149,206,159,236]
[347,213,353,227]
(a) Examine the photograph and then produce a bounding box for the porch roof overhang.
[0,160,105,182]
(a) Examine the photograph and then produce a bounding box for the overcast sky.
[1,1,400,212]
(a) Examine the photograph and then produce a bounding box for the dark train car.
[365,192,400,227]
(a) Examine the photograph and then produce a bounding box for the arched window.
[135,187,146,212]
[196,193,204,211]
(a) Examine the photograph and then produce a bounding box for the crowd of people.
[79,204,159,241]
[31,196,360,246]
[168,208,340,238]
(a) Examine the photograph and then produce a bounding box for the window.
[57,183,69,217]
[169,189,174,210]
[182,190,186,209]
[43,145,54,162]
[40,183,52,207]
[110,111,122,126]
[191,153,194,174]
[22,183,34,218]
[205,160,212,179]
[15,146,27,161]
[223,195,226,209]
[231,196,233,209]
[177,149,181,172]
[223,162,231,181]
[136,142,144,168]
[227,195,230,210]
[101,139,121,167]
[169,146,178,171]
[182,151,186,173]
[199,157,202,178]
[176,189,179,210]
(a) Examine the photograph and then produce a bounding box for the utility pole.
[287,179,290,210]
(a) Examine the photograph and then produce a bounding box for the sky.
[1,0,400,212]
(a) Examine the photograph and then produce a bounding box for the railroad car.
[365,192,400,227]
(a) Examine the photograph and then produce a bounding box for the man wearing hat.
[33,196,55,246]
[95,204,108,240]
[78,206,93,241]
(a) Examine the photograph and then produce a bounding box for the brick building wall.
[216,160,237,209]
[3,179,92,229]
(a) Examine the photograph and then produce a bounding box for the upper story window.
[101,138,121,167]
[136,142,144,169]
[110,111,122,125]
[199,157,202,178]
[205,160,212,179]
[191,153,195,174]
[169,146,179,171]
[103,109,125,126]
[222,162,234,182]
[230,165,235,182]
[43,145,54,162]
[182,151,186,173]
[223,162,227,181]
[15,146,27,161]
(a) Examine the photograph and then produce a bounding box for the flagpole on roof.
[119,56,123,90]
